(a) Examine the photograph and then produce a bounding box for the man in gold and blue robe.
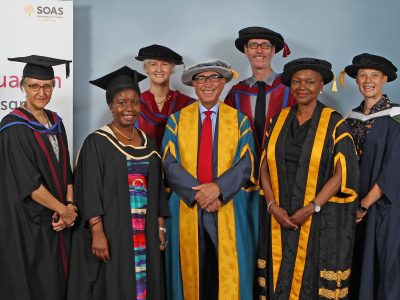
[162,60,258,300]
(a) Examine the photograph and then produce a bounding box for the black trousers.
[198,209,219,300]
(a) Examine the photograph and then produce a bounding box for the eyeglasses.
[193,74,223,84]
[246,42,273,50]
[25,83,55,92]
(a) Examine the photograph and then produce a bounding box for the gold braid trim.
[320,269,351,288]
[258,277,266,288]
[318,287,348,299]
[257,259,266,269]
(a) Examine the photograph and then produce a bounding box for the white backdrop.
[0,0,73,150]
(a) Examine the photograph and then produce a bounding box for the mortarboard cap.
[181,59,239,86]
[344,53,397,82]
[235,27,284,53]
[135,44,184,65]
[8,55,72,80]
[90,66,147,103]
[280,58,334,87]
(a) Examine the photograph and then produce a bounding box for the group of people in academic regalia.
[0,25,399,300]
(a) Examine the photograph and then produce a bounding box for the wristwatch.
[311,200,321,213]
[358,203,368,213]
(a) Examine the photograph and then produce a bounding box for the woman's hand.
[91,224,110,262]
[158,217,168,251]
[269,203,298,230]
[59,204,77,226]
[159,228,167,251]
[290,204,314,226]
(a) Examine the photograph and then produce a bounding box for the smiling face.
[143,59,175,85]
[23,77,55,111]
[356,68,387,102]
[109,88,140,127]
[192,71,226,108]
[244,38,275,71]
[290,69,323,106]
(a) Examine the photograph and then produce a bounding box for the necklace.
[155,99,166,106]
[111,123,135,140]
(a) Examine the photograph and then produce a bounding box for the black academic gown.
[66,127,169,300]
[0,108,72,300]
[348,113,400,300]
[257,102,359,300]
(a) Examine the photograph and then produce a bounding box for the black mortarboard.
[135,44,184,65]
[8,55,72,80]
[280,58,334,87]
[89,66,147,103]
[235,26,285,53]
[344,53,397,82]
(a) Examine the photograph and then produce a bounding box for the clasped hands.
[192,182,222,213]
[269,203,315,230]
[52,203,78,232]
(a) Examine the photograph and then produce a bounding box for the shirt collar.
[199,101,220,115]
[247,70,277,87]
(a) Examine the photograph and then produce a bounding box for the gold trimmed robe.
[257,102,359,300]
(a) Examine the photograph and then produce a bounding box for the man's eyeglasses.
[193,74,223,84]
[246,42,273,50]
[25,83,55,93]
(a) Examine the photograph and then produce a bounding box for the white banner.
[0,0,73,150]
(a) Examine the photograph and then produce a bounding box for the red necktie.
[197,111,213,183]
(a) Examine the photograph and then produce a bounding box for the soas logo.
[24,4,35,16]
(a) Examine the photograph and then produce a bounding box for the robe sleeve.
[332,119,359,200]
[215,152,251,203]
[161,115,199,207]
[317,117,359,283]
[60,121,73,185]
[215,115,256,203]
[375,118,400,205]
[1,124,42,200]
[147,137,170,217]
[74,134,105,222]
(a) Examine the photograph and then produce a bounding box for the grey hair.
[142,59,176,69]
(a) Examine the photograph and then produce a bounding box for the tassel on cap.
[231,69,240,79]
[66,62,70,78]
[339,70,346,87]
[331,75,337,92]
[283,43,291,58]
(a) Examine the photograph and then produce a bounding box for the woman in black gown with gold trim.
[67,66,169,300]
[256,58,359,300]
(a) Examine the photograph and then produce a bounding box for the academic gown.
[136,90,195,149]
[347,104,400,300]
[224,74,296,151]
[66,127,169,300]
[161,101,259,300]
[256,102,359,300]
[0,108,72,300]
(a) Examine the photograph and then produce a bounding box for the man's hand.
[203,199,222,212]
[192,183,221,210]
